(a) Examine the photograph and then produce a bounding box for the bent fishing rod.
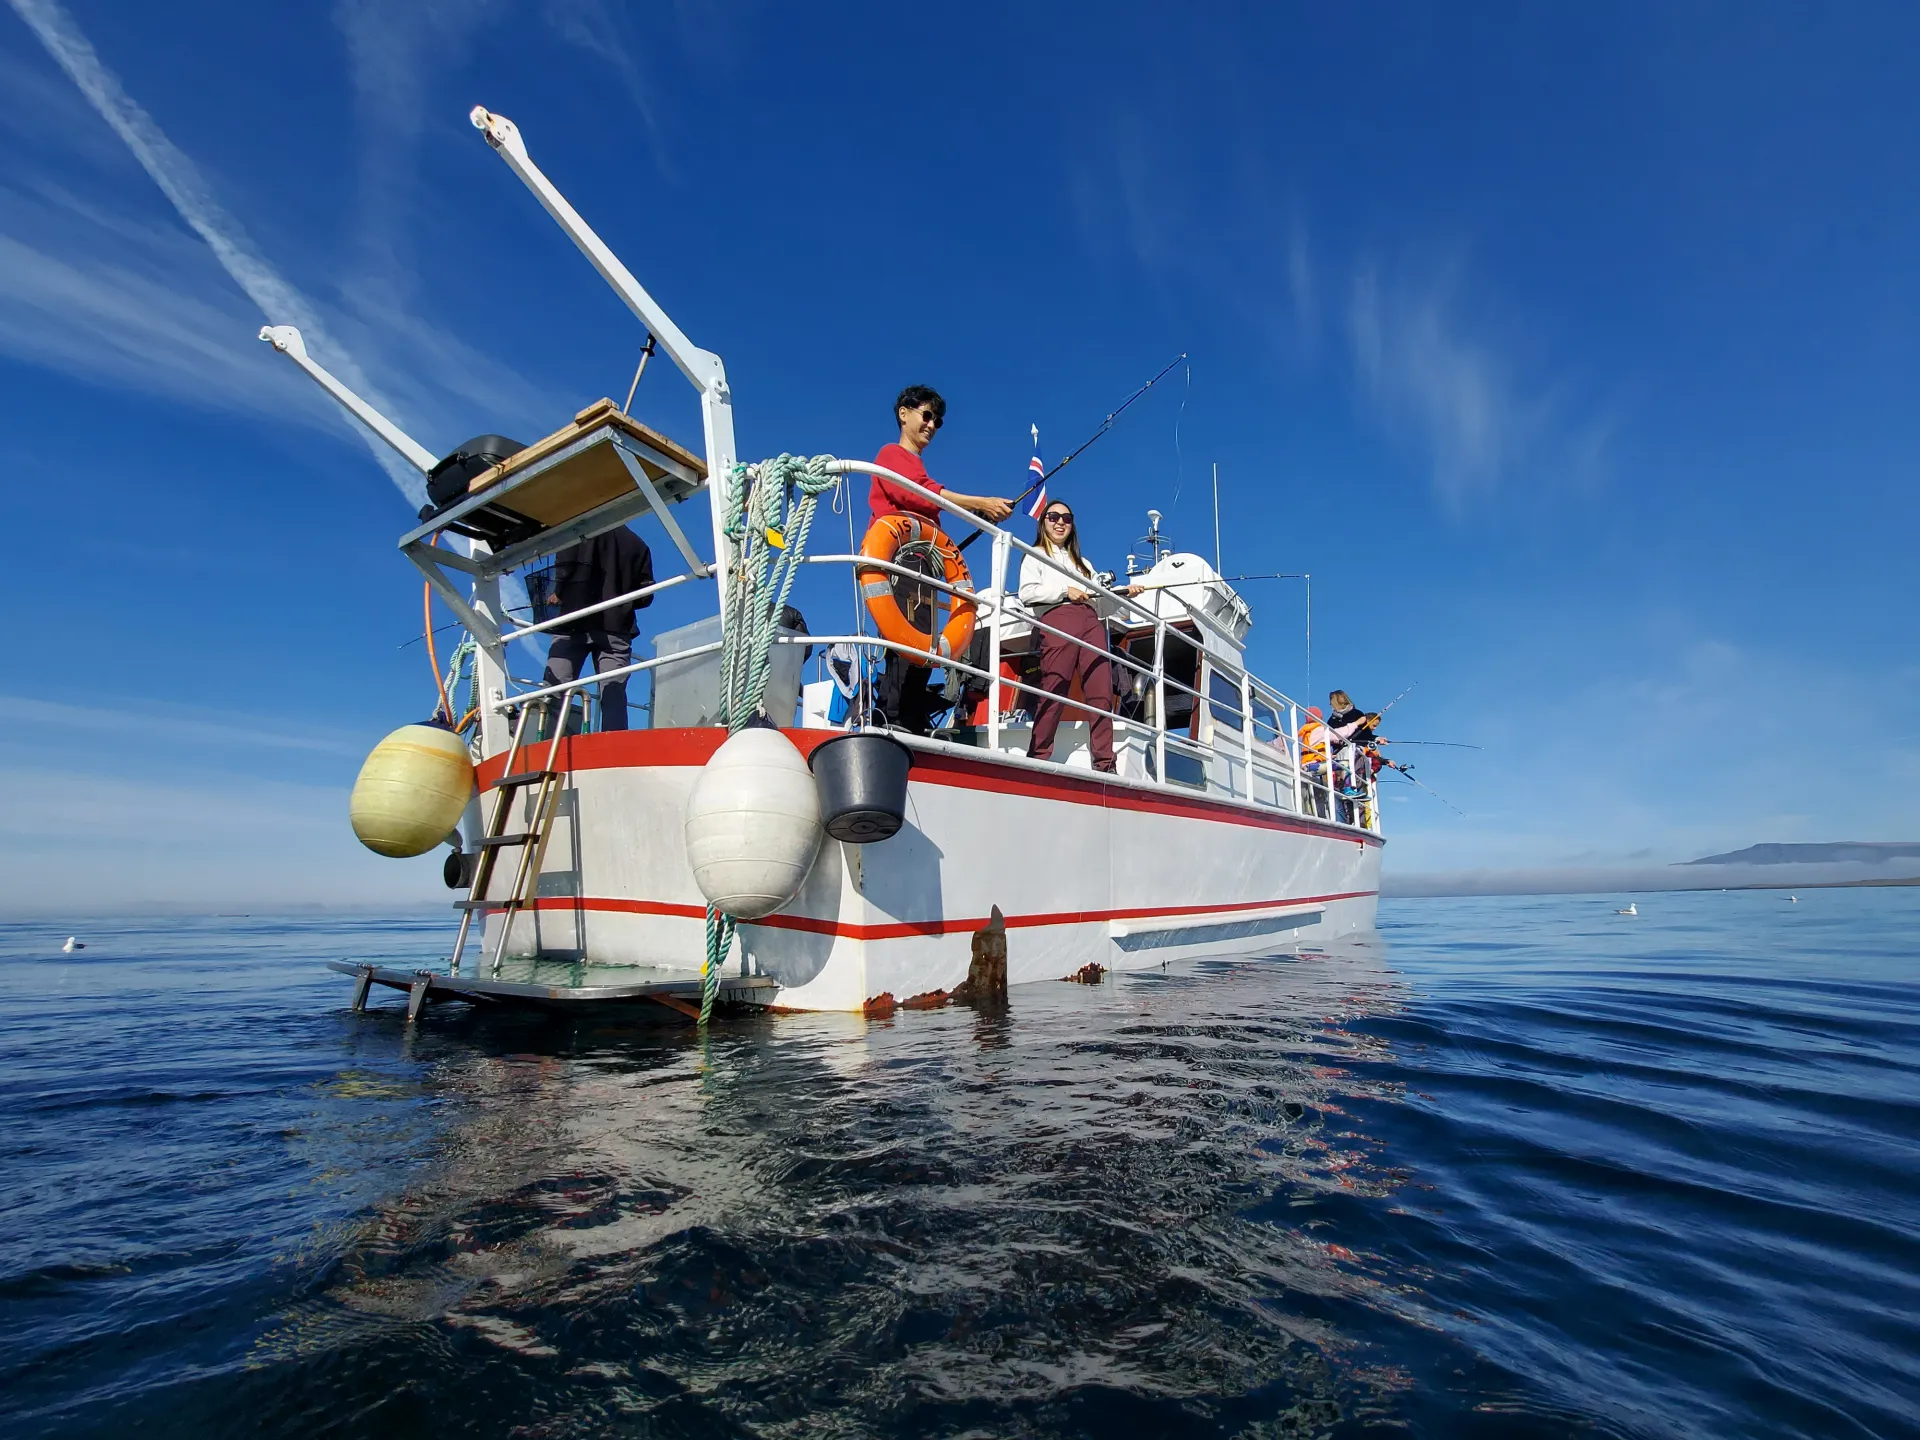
[957,352,1188,554]
[1373,754,1468,816]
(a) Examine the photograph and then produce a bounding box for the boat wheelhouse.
[269,108,1381,1017]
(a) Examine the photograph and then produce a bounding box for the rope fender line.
[701,452,841,1025]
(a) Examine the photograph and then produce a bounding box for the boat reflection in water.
[252,941,1434,1433]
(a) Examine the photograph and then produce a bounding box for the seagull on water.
[61,937,84,952]
[1615,903,1637,916]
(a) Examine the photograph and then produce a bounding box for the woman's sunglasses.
[1043,510,1074,524]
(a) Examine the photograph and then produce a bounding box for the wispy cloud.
[1330,252,1616,513]
[0,695,451,913]
[7,0,430,506]
[1286,216,1315,342]
[542,0,669,170]
[332,0,672,269]
[0,694,368,758]
[1065,113,1611,514]
[332,0,513,305]
[0,221,305,421]
[1346,260,1520,511]
[1381,625,1920,874]
[0,765,442,913]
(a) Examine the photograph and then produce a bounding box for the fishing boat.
[270,109,1382,1019]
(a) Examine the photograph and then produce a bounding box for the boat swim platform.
[328,958,775,1020]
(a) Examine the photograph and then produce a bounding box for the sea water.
[1,891,1915,1438]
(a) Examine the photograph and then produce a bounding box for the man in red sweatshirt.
[868,386,1012,733]
[870,385,1013,526]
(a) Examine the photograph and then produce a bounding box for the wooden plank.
[497,441,644,527]
[465,397,705,501]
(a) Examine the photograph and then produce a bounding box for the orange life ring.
[858,516,977,661]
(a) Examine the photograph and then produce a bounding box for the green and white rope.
[441,636,478,733]
[700,453,841,1025]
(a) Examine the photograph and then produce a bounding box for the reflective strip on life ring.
[857,516,977,662]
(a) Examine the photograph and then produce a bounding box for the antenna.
[1129,510,1169,575]
[1211,462,1221,572]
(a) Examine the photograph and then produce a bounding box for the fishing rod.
[1374,755,1467,816]
[1136,571,1306,586]
[1378,739,1481,750]
[1376,681,1417,719]
[957,352,1188,553]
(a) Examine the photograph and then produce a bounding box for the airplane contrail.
[8,0,429,509]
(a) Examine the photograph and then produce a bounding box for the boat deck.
[328,958,776,1019]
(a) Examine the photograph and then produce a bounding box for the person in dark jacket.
[1326,689,1381,805]
[1326,690,1379,745]
[540,525,654,731]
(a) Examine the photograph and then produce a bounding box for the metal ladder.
[448,693,581,978]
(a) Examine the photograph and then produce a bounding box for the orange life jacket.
[1298,719,1329,765]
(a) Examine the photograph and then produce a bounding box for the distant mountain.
[1683,842,1920,867]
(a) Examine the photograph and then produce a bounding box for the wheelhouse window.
[1207,669,1244,730]
[1251,695,1284,748]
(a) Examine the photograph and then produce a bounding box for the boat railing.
[805,460,1379,834]
[500,570,705,644]
[505,638,724,714]
[478,457,1376,835]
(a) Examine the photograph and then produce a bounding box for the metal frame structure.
[258,324,438,474]
[468,107,738,605]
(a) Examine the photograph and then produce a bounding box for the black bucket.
[810,732,913,843]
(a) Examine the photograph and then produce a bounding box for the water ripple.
[0,893,1916,1437]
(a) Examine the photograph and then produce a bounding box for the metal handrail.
[783,632,1125,734]
[781,630,1375,834]
[822,461,1175,633]
[474,457,1376,832]
[814,478,1352,822]
[497,638,724,711]
[501,569,705,643]
[799,551,1165,688]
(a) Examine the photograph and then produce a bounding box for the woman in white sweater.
[1018,502,1140,772]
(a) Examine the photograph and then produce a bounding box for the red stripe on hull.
[478,728,1383,847]
[520,889,1377,942]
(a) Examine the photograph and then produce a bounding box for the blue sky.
[3,0,1919,911]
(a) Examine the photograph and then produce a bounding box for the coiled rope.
[700,454,840,1024]
[440,636,479,734]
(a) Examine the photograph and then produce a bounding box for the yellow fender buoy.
[349,723,475,858]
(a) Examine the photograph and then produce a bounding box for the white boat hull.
[478,729,1381,1012]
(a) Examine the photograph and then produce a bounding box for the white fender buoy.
[685,728,823,919]
[349,723,475,858]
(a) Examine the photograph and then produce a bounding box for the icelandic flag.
[1025,423,1048,519]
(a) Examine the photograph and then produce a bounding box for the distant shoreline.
[1383,870,1920,899]
[1713,874,1920,892]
